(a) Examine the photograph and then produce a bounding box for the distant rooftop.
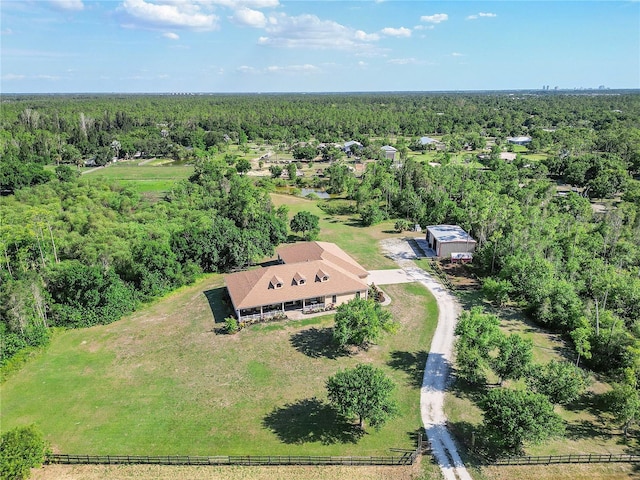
[426,225,476,243]
[381,145,397,152]
[507,136,532,144]
[419,136,438,144]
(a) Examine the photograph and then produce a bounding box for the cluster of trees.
[3,92,638,192]
[333,145,640,378]
[0,158,288,367]
[455,308,588,452]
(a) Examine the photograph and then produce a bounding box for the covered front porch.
[236,296,327,321]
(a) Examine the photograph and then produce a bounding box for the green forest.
[1,91,639,407]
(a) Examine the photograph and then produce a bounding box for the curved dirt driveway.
[380,238,472,480]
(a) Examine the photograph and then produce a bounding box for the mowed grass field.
[85,162,194,192]
[1,192,438,458]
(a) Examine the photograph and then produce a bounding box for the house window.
[299,279,306,285]
[332,295,337,304]
[276,283,282,289]
[356,291,361,299]
[322,276,328,282]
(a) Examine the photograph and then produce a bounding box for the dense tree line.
[2,92,639,192]
[0,159,286,367]
[2,91,639,387]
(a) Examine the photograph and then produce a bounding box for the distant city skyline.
[1,1,638,93]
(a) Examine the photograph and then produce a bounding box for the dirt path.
[380,238,472,480]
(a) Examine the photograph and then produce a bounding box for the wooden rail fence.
[45,435,423,467]
[46,452,417,467]
[495,453,640,466]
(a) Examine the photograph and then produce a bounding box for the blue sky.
[1,1,638,93]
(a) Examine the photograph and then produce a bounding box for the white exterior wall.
[326,290,367,307]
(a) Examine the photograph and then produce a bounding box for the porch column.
[260,305,263,318]
[281,302,285,313]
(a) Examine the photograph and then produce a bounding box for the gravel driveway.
[380,238,472,480]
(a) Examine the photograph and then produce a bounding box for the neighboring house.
[419,136,438,146]
[343,141,363,156]
[380,145,398,161]
[425,225,477,259]
[506,136,532,145]
[224,242,369,321]
[417,136,443,150]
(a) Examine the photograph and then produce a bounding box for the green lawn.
[1,276,437,456]
[272,193,403,270]
[1,195,437,457]
[85,163,194,193]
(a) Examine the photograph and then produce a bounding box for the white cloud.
[163,32,180,40]
[388,58,421,65]
[355,30,380,41]
[1,73,26,81]
[231,7,267,28]
[266,64,320,74]
[413,25,434,31]
[209,0,279,7]
[358,61,367,67]
[381,27,411,38]
[237,65,259,74]
[420,13,448,24]
[120,0,219,31]
[451,52,464,57]
[467,12,497,20]
[47,0,84,11]
[35,74,61,80]
[258,13,380,51]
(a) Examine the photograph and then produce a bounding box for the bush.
[394,219,410,233]
[225,317,239,334]
[0,425,49,480]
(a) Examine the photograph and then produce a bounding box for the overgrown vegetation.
[1,159,287,370]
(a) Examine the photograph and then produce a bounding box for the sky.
[1,0,639,93]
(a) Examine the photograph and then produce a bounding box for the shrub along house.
[224,242,369,322]
[425,225,477,259]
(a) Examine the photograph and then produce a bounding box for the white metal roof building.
[425,225,477,258]
[506,136,532,145]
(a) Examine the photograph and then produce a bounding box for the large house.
[224,242,369,321]
[425,225,477,259]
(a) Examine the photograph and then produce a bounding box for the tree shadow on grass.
[564,391,610,421]
[386,350,429,388]
[565,419,613,442]
[263,397,364,445]
[445,421,489,466]
[289,327,350,359]
[203,287,233,324]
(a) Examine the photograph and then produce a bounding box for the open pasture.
[85,162,194,192]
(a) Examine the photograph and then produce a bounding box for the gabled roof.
[419,136,438,145]
[225,241,370,311]
[344,141,363,149]
[381,145,397,152]
[277,241,368,278]
[225,259,367,311]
